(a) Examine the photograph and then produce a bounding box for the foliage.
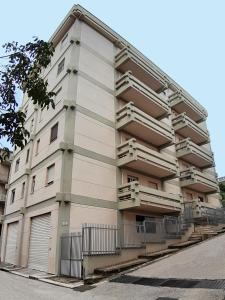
[0,37,55,154]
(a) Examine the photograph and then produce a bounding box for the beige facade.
[0,5,221,275]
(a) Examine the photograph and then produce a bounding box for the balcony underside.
[170,96,207,123]
[119,199,181,214]
[174,124,209,145]
[117,117,173,147]
[181,180,218,194]
[177,151,213,169]
[119,159,177,179]
[116,74,169,119]
[115,48,167,92]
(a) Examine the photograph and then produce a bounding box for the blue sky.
[0,0,224,176]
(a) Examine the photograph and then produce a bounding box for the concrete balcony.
[172,113,209,145]
[118,181,181,213]
[116,72,169,119]
[180,167,219,194]
[115,47,168,92]
[176,138,214,169]
[116,102,174,148]
[117,139,179,179]
[169,91,208,123]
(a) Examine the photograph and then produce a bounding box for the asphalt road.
[1,234,225,299]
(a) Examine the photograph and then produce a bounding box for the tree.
[0,37,55,158]
[219,182,225,207]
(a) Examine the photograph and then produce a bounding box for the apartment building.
[0,151,11,242]
[0,5,221,276]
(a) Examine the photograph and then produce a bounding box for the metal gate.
[60,232,83,278]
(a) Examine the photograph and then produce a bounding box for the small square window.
[31,176,36,194]
[46,164,55,186]
[10,189,16,204]
[57,58,65,75]
[50,123,58,143]
[15,158,20,172]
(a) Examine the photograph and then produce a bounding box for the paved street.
[131,233,225,280]
[1,234,225,300]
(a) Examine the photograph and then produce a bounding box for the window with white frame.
[21,182,25,198]
[36,139,40,155]
[57,58,65,75]
[10,189,16,204]
[50,122,58,143]
[31,176,36,194]
[15,158,20,172]
[26,148,30,163]
[60,34,68,50]
[46,164,55,185]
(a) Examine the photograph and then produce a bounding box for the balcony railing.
[116,102,174,148]
[176,138,214,169]
[115,47,168,92]
[169,91,208,122]
[180,167,219,194]
[116,72,169,118]
[172,113,209,145]
[117,139,178,179]
[118,181,181,212]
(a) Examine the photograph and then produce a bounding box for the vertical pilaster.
[55,18,82,274]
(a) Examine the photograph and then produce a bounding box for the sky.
[0,0,224,176]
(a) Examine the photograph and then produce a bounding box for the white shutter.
[28,214,51,272]
[5,222,18,265]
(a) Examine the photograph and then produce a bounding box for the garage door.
[5,222,19,264]
[28,214,51,272]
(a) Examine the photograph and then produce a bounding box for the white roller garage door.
[5,222,19,265]
[28,214,51,272]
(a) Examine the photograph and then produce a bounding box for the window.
[54,86,62,104]
[127,175,138,183]
[30,118,34,133]
[186,193,193,201]
[26,149,30,163]
[46,164,55,185]
[31,176,36,194]
[21,182,25,198]
[24,105,28,116]
[50,123,58,143]
[15,158,20,172]
[10,189,16,204]
[198,196,204,202]
[36,139,40,155]
[148,181,158,190]
[39,108,44,122]
[61,34,68,50]
[57,58,65,75]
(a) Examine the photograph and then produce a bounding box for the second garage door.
[28,214,51,272]
[5,222,19,264]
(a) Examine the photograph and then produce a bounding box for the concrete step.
[169,240,200,249]
[139,248,178,259]
[94,258,148,275]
